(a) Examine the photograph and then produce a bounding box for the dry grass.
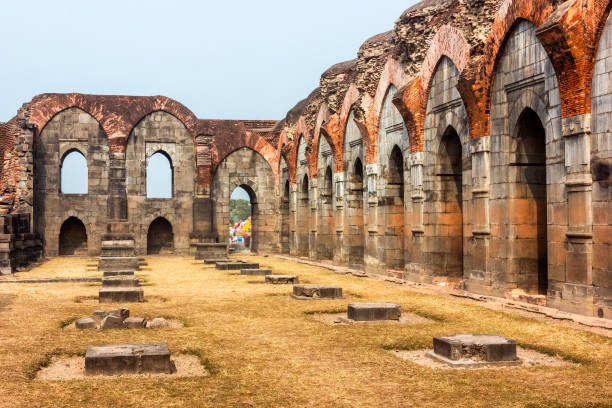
[0,255,610,407]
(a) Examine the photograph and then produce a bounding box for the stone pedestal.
[99,288,144,303]
[291,284,343,299]
[101,277,139,287]
[103,270,135,277]
[194,242,228,260]
[240,269,272,276]
[85,344,172,375]
[216,261,259,270]
[98,221,139,272]
[347,303,401,321]
[427,334,518,366]
[265,275,299,284]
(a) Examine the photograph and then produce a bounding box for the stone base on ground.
[347,303,401,321]
[103,270,135,277]
[432,334,518,363]
[194,242,228,260]
[98,257,139,272]
[101,277,139,287]
[291,284,343,300]
[204,258,230,264]
[85,344,172,375]
[216,261,259,270]
[99,288,144,303]
[265,275,299,284]
[240,269,272,276]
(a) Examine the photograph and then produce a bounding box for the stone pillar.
[548,114,594,315]
[465,137,493,293]
[309,178,318,260]
[107,152,128,220]
[333,172,345,264]
[406,153,425,282]
[364,164,378,273]
[289,183,298,256]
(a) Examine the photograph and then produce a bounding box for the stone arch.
[212,147,277,253]
[296,172,311,257]
[147,217,174,255]
[59,216,87,256]
[382,144,405,271]
[146,150,173,198]
[346,156,365,268]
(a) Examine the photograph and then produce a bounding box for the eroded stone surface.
[84,344,171,375]
[216,261,259,270]
[431,334,518,363]
[292,284,343,299]
[98,257,139,272]
[101,277,139,287]
[347,303,401,321]
[148,317,169,329]
[75,317,96,330]
[123,317,147,329]
[99,288,144,303]
[265,275,299,284]
[240,269,272,276]
[103,271,135,277]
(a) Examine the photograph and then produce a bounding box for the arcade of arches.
[1,1,611,319]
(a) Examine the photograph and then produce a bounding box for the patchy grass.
[57,316,77,329]
[0,255,610,407]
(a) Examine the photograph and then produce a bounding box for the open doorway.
[59,217,87,255]
[147,217,174,254]
[230,185,254,252]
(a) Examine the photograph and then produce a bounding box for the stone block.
[148,317,169,329]
[75,317,96,330]
[265,275,299,284]
[101,315,123,329]
[240,269,272,276]
[292,284,343,299]
[123,317,147,329]
[347,303,401,321]
[98,257,139,272]
[99,288,144,303]
[103,270,135,277]
[216,261,259,270]
[432,334,518,362]
[204,258,230,264]
[108,308,130,320]
[85,344,172,375]
[102,277,139,287]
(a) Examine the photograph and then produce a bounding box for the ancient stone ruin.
[292,284,343,300]
[0,1,610,319]
[347,303,402,322]
[426,334,519,367]
[85,344,172,375]
[265,275,299,284]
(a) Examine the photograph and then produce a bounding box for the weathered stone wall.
[126,111,195,255]
[316,136,334,260]
[212,147,278,253]
[293,137,310,257]
[34,108,109,256]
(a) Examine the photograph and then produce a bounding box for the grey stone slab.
[123,317,147,329]
[103,271,135,277]
[216,261,259,270]
[147,317,169,329]
[240,269,272,276]
[85,344,171,375]
[432,334,518,362]
[265,275,299,284]
[347,303,401,321]
[101,314,123,329]
[75,317,96,330]
[98,257,139,272]
[292,284,343,299]
[98,288,144,303]
[102,277,139,287]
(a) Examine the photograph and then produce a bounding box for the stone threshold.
[270,254,612,331]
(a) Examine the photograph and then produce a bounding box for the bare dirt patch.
[312,312,431,325]
[390,347,575,370]
[36,354,209,380]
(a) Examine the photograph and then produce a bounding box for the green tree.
[230,199,251,225]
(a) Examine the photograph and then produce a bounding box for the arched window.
[147,151,173,198]
[60,150,88,194]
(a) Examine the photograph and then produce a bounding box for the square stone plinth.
[85,344,171,375]
[103,270,135,277]
[240,269,272,276]
[347,303,401,321]
[98,257,139,272]
[265,275,299,284]
[216,261,259,270]
[99,288,144,303]
[432,334,518,363]
[101,277,139,287]
[292,284,343,299]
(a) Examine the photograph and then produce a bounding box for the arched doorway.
[385,145,405,270]
[147,217,174,254]
[59,217,87,255]
[317,166,334,260]
[297,174,310,257]
[230,185,255,252]
[347,158,365,268]
[436,126,463,278]
[513,108,547,294]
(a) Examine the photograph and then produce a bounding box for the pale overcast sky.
[2,0,418,196]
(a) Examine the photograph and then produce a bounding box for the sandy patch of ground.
[36,354,209,380]
[312,312,431,325]
[390,347,574,370]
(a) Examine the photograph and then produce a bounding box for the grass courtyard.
[0,255,610,407]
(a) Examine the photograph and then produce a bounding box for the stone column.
[333,172,345,264]
[466,137,492,292]
[407,153,425,282]
[309,178,318,260]
[107,152,128,221]
[364,164,379,273]
[549,114,594,315]
[289,184,298,256]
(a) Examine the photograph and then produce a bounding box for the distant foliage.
[230,199,251,224]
